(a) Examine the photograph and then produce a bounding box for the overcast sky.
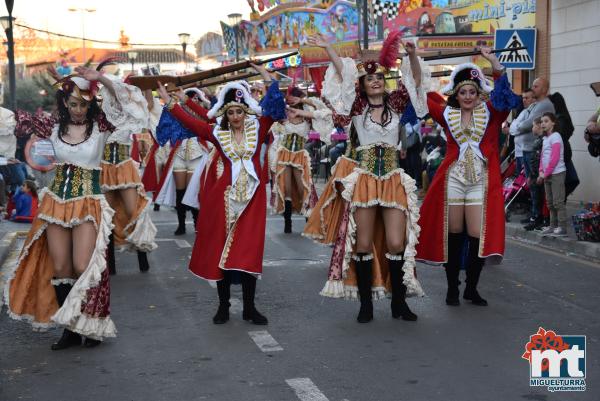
[6,0,251,45]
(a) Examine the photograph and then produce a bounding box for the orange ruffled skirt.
[101,159,157,252]
[4,190,117,339]
[273,148,316,216]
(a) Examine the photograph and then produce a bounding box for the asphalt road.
[1,208,598,401]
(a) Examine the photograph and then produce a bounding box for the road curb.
[0,231,18,269]
[506,223,600,262]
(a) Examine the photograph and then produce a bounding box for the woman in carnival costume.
[301,32,429,323]
[270,86,332,232]
[415,48,521,306]
[155,64,286,325]
[4,65,148,349]
[102,71,158,274]
[152,88,213,235]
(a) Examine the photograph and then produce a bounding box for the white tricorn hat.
[441,63,493,96]
[207,81,262,119]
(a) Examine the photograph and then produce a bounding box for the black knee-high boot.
[174,189,187,235]
[444,233,464,306]
[137,251,150,272]
[107,234,116,275]
[241,273,268,325]
[354,253,373,323]
[213,277,231,324]
[51,280,81,350]
[283,199,292,233]
[464,236,488,306]
[387,253,417,321]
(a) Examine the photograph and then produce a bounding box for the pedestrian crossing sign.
[495,28,536,70]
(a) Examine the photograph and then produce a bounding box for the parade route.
[0,208,598,401]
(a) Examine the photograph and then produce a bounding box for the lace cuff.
[322,57,358,116]
[100,74,149,135]
[400,56,430,118]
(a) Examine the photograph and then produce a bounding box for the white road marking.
[248,330,283,352]
[286,378,330,401]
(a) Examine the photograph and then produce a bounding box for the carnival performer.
[155,64,286,325]
[102,76,157,275]
[271,87,332,232]
[153,88,213,235]
[415,48,521,306]
[4,65,148,349]
[301,32,428,323]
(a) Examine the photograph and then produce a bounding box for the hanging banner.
[379,0,536,36]
[223,1,375,60]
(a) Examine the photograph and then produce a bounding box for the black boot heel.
[464,236,488,306]
[51,329,82,350]
[387,253,417,321]
[283,199,292,233]
[213,302,230,324]
[83,338,102,348]
[241,273,268,325]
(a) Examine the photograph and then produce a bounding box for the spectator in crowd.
[11,179,38,223]
[516,78,555,225]
[584,103,600,158]
[549,92,579,197]
[524,117,545,231]
[509,88,535,175]
[421,121,446,186]
[538,112,567,237]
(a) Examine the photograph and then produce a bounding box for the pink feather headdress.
[357,30,403,76]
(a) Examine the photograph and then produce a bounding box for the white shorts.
[447,163,484,206]
[173,156,202,173]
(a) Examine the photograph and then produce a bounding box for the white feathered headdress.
[441,63,493,96]
[207,81,262,119]
[184,88,212,108]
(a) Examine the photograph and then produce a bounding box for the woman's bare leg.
[71,222,98,277]
[448,205,465,234]
[292,167,305,200]
[46,224,74,278]
[465,205,482,238]
[354,207,377,253]
[381,208,407,254]
[173,171,188,190]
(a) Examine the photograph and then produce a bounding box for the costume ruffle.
[322,57,358,115]
[400,56,431,118]
[101,158,157,252]
[100,74,148,137]
[304,159,423,300]
[273,148,315,216]
[4,189,117,339]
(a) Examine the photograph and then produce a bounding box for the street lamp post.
[127,50,138,74]
[178,33,190,72]
[227,13,242,62]
[68,7,96,62]
[0,12,16,111]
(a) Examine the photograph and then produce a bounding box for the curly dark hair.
[358,74,393,130]
[55,89,102,141]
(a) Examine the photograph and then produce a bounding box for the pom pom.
[260,81,286,121]
[156,108,195,146]
[490,74,522,112]
[379,30,403,70]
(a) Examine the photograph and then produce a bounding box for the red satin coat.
[169,103,273,280]
[416,91,509,264]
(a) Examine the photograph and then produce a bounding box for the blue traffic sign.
[495,28,537,70]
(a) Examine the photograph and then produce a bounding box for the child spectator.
[11,179,38,223]
[537,113,567,236]
[524,117,545,231]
